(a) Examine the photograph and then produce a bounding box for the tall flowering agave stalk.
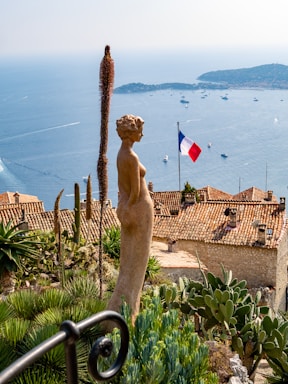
[85,174,92,244]
[97,45,114,298]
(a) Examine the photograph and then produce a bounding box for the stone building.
[0,187,287,311]
[152,187,288,312]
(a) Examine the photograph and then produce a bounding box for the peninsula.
[114,63,288,94]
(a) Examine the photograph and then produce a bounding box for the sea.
[1,49,288,211]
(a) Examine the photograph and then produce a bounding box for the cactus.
[155,266,288,380]
[192,269,288,378]
[157,267,288,379]
[73,183,81,244]
[102,296,218,383]
[85,174,92,244]
[97,45,114,299]
[53,188,64,241]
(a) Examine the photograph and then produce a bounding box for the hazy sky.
[1,0,288,57]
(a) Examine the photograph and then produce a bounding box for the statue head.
[116,114,144,140]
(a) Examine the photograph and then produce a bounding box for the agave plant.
[102,226,121,260]
[97,45,114,299]
[0,221,40,295]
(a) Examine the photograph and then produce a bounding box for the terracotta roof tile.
[26,207,120,241]
[152,191,182,214]
[153,201,287,249]
[233,186,278,202]
[0,192,41,204]
[0,202,45,225]
[199,185,233,201]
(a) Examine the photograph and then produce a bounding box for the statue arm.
[127,156,140,206]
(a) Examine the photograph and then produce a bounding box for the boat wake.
[2,157,65,181]
[0,158,25,190]
[0,122,80,143]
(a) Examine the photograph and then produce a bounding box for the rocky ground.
[254,360,273,384]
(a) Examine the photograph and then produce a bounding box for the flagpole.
[177,121,181,192]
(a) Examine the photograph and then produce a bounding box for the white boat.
[163,155,168,162]
[82,176,88,183]
[207,142,212,148]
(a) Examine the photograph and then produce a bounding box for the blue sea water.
[0,52,288,211]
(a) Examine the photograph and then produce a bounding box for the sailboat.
[163,154,168,163]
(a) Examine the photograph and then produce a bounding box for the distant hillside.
[198,63,288,88]
[114,63,288,93]
[113,82,227,94]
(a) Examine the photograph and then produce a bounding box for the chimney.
[267,190,273,201]
[183,192,196,205]
[279,197,286,211]
[14,192,20,204]
[167,238,176,252]
[199,190,207,202]
[155,202,162,215]
[228,208,237,228]
[148,181,153,193]
[258,223,267,245]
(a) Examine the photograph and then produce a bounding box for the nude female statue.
[107,114,154,324]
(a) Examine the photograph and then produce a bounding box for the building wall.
[275,230,288,311]
[176,239,287,311]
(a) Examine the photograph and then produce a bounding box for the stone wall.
[275,230,288,311]
[160,267,205,283]
[177,239,287,312]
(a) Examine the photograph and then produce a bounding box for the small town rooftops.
[153,201,287,249]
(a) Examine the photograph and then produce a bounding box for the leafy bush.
[145,255,161,283]
[156,266,288,381]
[103,296,218,384]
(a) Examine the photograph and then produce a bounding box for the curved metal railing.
[0,310,129,384]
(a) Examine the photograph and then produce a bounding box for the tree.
[181,181,199,203]
[0,221,40,295]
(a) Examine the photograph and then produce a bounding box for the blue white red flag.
[178,130,202,162]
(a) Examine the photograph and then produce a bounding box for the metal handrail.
[0,310,129,384]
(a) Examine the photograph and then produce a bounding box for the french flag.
[178,130,202,162]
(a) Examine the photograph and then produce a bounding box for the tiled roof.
[153,215,180,240]
[152,191,182,214]
[233,186,278,202]
[26,207,120,241]
[0,202,45,225]
[199,185,233,201]
[153,201,287,249]
[0,192,41,204]
[0,189,285,249]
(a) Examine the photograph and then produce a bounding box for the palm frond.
[0,300,16,323]
[34,307,65,328]
[39,288,72,311]
[21,324,66,369]
[6,289,40,320]
[0,337,18,371]
[0,318,31,346]
[14,365,64,384]
[64,276,99,300]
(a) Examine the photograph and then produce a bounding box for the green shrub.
[103,296,218,384]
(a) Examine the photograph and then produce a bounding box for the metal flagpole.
[177,121,181,192]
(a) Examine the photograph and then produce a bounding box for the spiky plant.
[73,183,81,244]
[53,189,64,241]
[97,45,114,298]
[6,289,41,320]
[86,174,92,244]
[0,221,40,295]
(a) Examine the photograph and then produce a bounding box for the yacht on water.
[163,155,168,162]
